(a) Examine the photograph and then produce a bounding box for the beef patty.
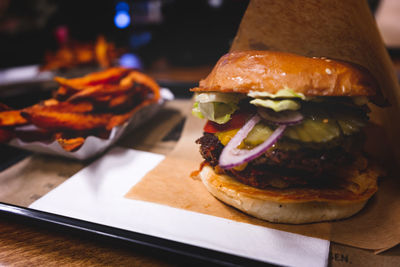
[196,132,357,189]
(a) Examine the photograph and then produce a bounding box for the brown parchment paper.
[231,0,400,165]
[126,0,400,252]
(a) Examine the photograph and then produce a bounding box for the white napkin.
[30,147,329,267]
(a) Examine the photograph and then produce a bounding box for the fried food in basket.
[0,110,28,127]
[37,100,94,112]
[54,132,86,152]
[120,71,161,101]
[66,84,130,102]
[41,36,123,71]
[21,108,113,131]
[108,92,135,109]
[0,67,160,153]
[106,99,156,130]
[55,67,130,91]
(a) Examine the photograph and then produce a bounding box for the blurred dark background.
[0,0,249,70]
[0,0,393,89]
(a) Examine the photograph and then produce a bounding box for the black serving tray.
[0,197,275,267]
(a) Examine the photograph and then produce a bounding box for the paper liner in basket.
[8,88,173,160]
[126,0,400,252]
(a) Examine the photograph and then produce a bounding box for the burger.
[191,50,383,224]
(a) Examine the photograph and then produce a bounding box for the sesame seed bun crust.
[191,51,378,97]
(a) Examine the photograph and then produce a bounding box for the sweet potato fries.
[0,67,160,152]
[41,36,122,71]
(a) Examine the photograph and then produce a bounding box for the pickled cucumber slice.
[284,115,341,143]
[337,118,365,135]
[334,112,367,135]
[243,123,273,147]
[215,124,274,149]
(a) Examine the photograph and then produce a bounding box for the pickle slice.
[243,123,273,147]
[335,113,367,135]
[284,114,341,143]
[337,119,365,135]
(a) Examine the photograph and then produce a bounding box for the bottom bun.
[198,162,379,224]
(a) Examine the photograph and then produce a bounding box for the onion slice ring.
[257,107,303,125]
[219,114,287,169]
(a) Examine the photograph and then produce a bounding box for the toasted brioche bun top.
[191,51,379,97]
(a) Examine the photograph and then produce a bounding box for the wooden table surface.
[0,216,178,267]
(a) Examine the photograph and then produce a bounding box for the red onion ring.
[257,107,303,125]
[219,114,286,169]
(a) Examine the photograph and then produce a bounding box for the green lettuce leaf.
[247,88,306,99]
[192,92,243,124]
[250,99,300,112]
[191,101,238,124]
[191,102,204,119]
[195,92,245,104]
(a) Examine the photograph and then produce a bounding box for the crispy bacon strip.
[54,67,131,91]
[0,110,28,127]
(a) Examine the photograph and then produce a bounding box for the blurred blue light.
[119,53,142,69]
[114,11,130,29]
[116,1,129,12]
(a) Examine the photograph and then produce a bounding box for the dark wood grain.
[0,215,194,267]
